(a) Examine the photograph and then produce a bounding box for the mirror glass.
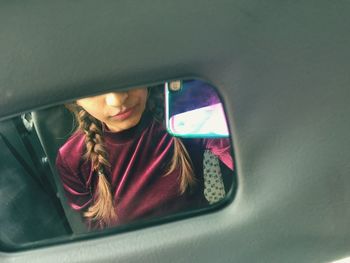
[0,78,236,251]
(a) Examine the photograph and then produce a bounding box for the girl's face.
[76,87,148,132]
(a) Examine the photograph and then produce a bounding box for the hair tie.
[98,168,104,176]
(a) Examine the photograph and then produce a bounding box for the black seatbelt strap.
[13,116,58,194]
[0,131,73,234]
[0,132,48,194]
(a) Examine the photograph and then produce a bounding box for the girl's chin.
[107,115,142,132]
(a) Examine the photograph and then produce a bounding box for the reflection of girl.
[56,87,233,230]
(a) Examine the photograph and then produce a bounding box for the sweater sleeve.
[203,138,234,170]
[55,152,92,211]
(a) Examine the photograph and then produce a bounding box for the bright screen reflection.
[165,79,229,138]
[169,103,229,137]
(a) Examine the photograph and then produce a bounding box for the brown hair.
[67,87,195,228]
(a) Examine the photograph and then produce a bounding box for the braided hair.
[67,87,196,228]
[147,87,196,193]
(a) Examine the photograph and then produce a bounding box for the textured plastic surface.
[1,1,350,262]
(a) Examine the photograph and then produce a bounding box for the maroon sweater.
[56,113,233,228]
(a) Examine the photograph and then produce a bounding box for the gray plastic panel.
[1,1,350,262]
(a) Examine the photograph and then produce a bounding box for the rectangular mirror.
[0,78,236,251]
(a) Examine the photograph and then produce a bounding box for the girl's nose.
[105,92,128,107]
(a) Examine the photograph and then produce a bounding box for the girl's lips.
[110,106,137,121]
